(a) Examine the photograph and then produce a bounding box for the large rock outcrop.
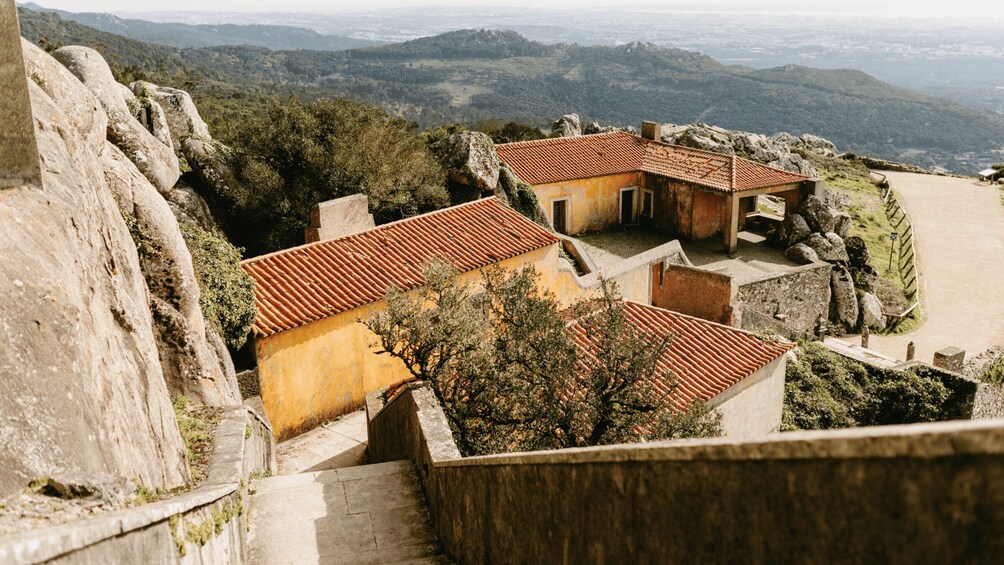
[102,143,239,405]
[132,81,212,149]
[1,40,188,495]
[52,46,179,192]
[431,131,501,203]
[660,123,818,177]
[551,113,582,138]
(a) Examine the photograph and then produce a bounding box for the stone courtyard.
[578,226,799,285]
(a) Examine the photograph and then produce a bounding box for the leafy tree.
[218,97,449,255]
[364,260,721,455]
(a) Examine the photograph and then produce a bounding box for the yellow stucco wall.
[255,245,564,440]
[534,172,643,235]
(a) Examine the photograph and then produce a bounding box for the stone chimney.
[0,0,42,189]
[641,121,662,142]
[305,193,376,244]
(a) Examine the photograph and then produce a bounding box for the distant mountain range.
[19,2,383,51]
[17,6,1004,172]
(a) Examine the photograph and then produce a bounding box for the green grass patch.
[811,155,921,334]
[172,396,223,485]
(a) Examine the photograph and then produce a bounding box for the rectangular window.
[641,189,654,218]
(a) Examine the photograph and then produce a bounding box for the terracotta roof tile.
[496,131,810,192]
[242,198,559,337]
[569,301,793,409]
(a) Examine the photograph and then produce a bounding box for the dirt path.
[867,172,1004,364]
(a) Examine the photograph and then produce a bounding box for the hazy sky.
[24,0,1001,19]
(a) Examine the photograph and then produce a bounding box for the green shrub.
[217,97,449,256]
[783,341,954,431]
[180,224,256,349]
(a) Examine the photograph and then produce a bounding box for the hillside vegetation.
[22,3,382,51]
[18,9,1004,172]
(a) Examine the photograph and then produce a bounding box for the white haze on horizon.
[22,0,1004,20]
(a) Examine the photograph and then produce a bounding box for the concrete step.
[248,460,446,564]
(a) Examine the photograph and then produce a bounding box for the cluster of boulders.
[547,114,840,178]
[770,194,885,331]
[659,123,825,177]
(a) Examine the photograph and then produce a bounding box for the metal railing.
[876,175,921,328]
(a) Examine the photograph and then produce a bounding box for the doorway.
[552,199,568,234]
[620,188,636,225]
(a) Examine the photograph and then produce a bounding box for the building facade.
[496,127,821,254]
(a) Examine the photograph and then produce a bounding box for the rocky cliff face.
[1,40,189,496]
[0,33,240,496]
[36,40,241,406]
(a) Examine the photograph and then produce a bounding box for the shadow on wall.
[366,383,1004,564]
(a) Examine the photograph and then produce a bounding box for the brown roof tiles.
[496,131,810,192]
[242,198,559,337]
[570,301,794,408]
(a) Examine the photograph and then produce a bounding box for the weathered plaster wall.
[255,245,558,440]
[368,384,1004,565]
[709,355,786,437]
[533,172,641,235]
[652,263,736,325]
[736,262,832,334]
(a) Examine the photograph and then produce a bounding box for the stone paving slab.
[249,460,444,565]
[277,409,370,475]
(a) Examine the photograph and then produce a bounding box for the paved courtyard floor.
[577,227,798,285]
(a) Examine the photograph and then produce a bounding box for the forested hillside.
[21,3,382,51]
[18,7,1004,172]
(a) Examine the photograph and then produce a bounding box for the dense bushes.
[218,97,449,256]
[180,224,256,349]
[782,342,956,431]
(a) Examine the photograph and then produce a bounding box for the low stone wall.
[368,383,1004,564]
[0,407,276,564]
[736,262,831,335]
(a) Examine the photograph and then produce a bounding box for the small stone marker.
[861,326,869,349]
[933,347,966,372]
[906,341,916,361]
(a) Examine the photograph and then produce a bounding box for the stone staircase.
[248,460,447,564]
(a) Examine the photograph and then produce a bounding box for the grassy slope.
[809,154,923,333]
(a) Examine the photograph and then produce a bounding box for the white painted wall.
[710,354,788,438]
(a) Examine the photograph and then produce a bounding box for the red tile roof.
[496,131,810,192]
[242,198,559,337]
[570,301,793,409]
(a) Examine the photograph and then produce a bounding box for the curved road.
[868,172,1004,364]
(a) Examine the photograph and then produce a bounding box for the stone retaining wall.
[368,383,1004,564]
[736,261,831,335]
[0,407,276,564]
